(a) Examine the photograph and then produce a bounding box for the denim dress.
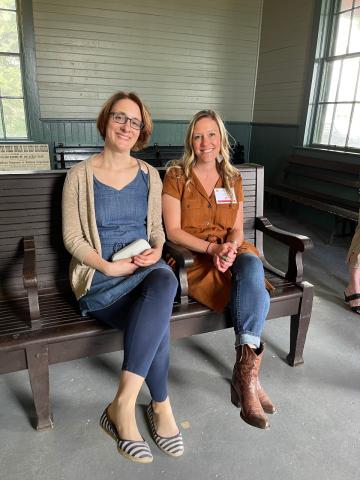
[79,166,172,315]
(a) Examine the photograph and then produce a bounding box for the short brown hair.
[96,91,153,151]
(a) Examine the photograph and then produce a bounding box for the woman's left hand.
[133,247,162,267]
[213,244,236,273]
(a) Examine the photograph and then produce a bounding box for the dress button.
[208,204,212,208]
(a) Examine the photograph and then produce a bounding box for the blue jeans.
[230,253,270,348]
[89,269,178,402]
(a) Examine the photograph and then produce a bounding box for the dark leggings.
[89,269,178,402]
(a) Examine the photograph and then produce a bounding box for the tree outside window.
[306,0,360,152]
[0,0,27,139]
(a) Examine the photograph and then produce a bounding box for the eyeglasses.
[110,111,144,130]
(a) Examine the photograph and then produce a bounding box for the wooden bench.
[53,143,184,169]
[265,155,359,243]
[0,164,314,432]
[54,142,244,169]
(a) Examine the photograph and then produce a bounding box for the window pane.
[354,1,360,7]
[333,11,352,55]
[320,60,341,101]
[2,98,27,137]
[329,103,352,146]
[0,10,19,53]
[0,0,16,9]
[349,8,360,53]
[0,114,4,138]
[337,57,359,100]
[338,0,354,12]
[0,56,22,96]
[314,103,334,144]
[348,104,360,147]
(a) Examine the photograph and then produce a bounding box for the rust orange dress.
[163,167,262,312]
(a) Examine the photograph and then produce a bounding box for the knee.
[146,269,178,297]
[232,254,264,277]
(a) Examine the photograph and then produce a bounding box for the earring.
[216,154,224,164]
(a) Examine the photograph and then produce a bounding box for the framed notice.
[0,144,50,171]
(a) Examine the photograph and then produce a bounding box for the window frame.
[0,0,28,140]
[305,0,360,153]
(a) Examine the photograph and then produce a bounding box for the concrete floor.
[1,209,359,480]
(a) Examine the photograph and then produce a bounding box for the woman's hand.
[103,258,139,277]
[133,247,162,267]
[209,242,237,273]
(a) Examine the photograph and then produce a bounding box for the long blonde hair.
[169,110,240,196]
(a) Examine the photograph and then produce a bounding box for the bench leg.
[287,282,314,366]
[26,344,53,431]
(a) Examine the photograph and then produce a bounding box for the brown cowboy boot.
[232,343,276,414]
[231,343,270,429]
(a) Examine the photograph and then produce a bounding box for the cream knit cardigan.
[62,157,165,300]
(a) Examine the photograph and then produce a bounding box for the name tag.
[214,188,237,204]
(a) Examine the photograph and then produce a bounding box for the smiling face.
[105,98,142,153]
[192,116,221,164]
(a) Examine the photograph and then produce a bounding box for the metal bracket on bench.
[23,236,41,330]
[164,241,194,304]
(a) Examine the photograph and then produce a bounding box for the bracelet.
[206,242,212,254]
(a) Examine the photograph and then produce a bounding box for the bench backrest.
[54,143,245,169]
[0,164,264,301]
[284,155,360,205]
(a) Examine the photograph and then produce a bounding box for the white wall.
[32,0,262,121]
[253,0,315,124]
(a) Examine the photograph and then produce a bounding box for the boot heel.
[231,384,241,408]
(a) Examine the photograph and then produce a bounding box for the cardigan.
[62,157,165,300]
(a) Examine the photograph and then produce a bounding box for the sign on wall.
[0,144,50,171]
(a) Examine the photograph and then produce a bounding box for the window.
[0,0,27,139]
[306,0,360,151]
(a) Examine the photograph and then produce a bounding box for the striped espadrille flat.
[100,405,153,464]
[146,403,184,457]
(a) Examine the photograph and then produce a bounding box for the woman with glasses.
[162,110,276,430]
[62,91,183,463]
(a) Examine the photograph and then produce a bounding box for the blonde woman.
[162,110,276,429]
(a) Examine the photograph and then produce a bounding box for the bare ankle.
[152,397,171,413]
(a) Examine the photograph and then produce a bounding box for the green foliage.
[0,10,19,53]
[0,56,22,96]
[0,4,26,138]
[0,1,16,9]
[2,98,27,138]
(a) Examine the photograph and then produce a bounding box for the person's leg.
[345,266,360,310]
[90,293,146,441]
[130,270,179,438]
[118,269,179,438]
[345,217,360,311]
[230,253,270,347]
[229,254,274,429]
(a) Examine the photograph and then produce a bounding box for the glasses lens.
[113,112,126,124]
[131,119,143,130]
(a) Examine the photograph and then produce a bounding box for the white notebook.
[111,239,151,262]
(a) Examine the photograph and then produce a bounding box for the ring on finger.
[221,255,229,262]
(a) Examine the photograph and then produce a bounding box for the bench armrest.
[255,216,313,283]
[23,236,41,330]
[163,241,195,304]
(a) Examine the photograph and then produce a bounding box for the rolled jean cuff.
[239,333,261,348]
